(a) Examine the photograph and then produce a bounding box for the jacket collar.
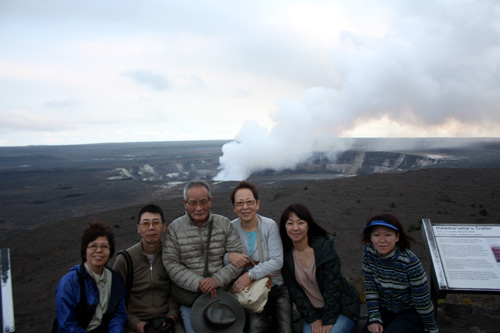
[367,243,400,260]
[311,234,336,265]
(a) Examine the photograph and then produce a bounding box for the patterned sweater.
[362,244,438,332]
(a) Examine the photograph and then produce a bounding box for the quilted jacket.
[163,212,244,291]
[282,234,360,325]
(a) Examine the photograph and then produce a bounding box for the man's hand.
[228,253,249,268]
[136,321,146,333]
[368,323,384,333]
[199,277,218,296]
[232,272,252,293]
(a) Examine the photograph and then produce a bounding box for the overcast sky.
[1,0,500,147]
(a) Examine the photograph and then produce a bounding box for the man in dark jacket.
[114,204,181,333]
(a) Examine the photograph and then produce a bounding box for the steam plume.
[215,1,500,181]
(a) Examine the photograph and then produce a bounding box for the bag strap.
[256,225,264,263]
[203,219,214,278]
[250,227,277,278]
[78,264,87,305]
[117,250,133,304]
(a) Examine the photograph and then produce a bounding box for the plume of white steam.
[215,0,500,181]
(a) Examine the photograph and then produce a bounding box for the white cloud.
[121,70,171,91]
[0,0,499,149]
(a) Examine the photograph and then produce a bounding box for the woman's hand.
[232,272,252,292]
[310,319,323,333]
[368,323,384,333]
[228,252,249,268]
[321,324,333,333]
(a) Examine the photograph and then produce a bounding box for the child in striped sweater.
[361,214,438,333]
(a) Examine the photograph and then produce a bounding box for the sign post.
[1,248,15,333]
[422,219,500,301]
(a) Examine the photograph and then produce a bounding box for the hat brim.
[191,290,246,333]
[364,220,399,232]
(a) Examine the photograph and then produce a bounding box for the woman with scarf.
[55,222,127,332]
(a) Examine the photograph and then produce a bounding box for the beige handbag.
[231,226,273,313]
[233,274,272,313]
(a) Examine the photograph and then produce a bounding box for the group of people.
[54,180,439,333]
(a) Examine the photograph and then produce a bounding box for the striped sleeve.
[362,247,383,325]
[407,253,438,332]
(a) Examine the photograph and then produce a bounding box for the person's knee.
[302,321,313,333]
[385,310,424,333]
[246,311,271,333]
[273,287,292,317]
[332,315,357,333]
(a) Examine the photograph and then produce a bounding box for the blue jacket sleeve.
[107,269,128,332]
[55,271,87,333]
[107,297,127,332]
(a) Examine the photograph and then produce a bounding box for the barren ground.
[1,168,500,332]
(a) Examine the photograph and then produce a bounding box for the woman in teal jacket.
[279,203,360,333]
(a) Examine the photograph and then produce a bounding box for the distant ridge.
[1,138,499,239]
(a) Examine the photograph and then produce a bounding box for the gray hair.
[183,181,212,200]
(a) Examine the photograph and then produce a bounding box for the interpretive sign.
[422,219,500,297]
[1,248,15,332]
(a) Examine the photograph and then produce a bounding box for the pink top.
[293,251,324,308]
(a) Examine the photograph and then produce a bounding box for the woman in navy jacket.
[55,222,127,332]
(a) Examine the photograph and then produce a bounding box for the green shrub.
[408,222,421,232]
[348,277,366,304]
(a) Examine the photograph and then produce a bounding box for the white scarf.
[84,263,112,331]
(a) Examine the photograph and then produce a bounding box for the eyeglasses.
[234,200,257,208]
[87,243,110,251]
[186,199,210,208]
[139,220,163,228]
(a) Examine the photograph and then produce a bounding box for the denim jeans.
[245,284,292,333]
[179,305,195,333]
[302,315,357,333]
[364,308,424,333]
